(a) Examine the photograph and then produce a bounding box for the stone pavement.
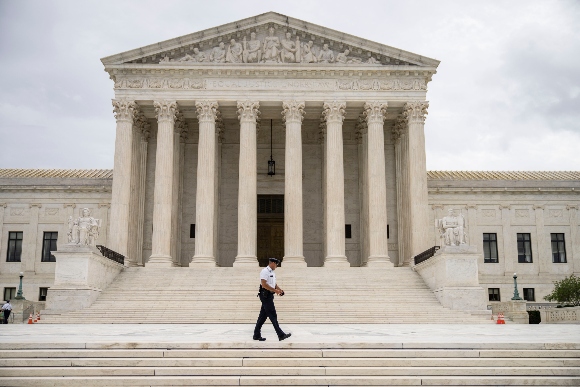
[1,324,579,349]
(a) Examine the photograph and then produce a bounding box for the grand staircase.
[42,266,488,324]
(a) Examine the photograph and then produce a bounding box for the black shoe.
[253,336,266,341]
[278,333,292,341]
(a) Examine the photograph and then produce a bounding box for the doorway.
[257,195,284,266]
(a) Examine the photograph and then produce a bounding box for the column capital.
[195,100,219,123]
[154,100,178,123]
[282,100,305,124]
[318,117,327,143]
[322,101,346,124]
[134,111,151,141]
[112,99,138,123]
[237,100,260,123]
[403,101,429,123]
[175,111,188,138]
[363,102,388,124]
[391,116,407,143]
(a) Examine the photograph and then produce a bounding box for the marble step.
[1,376,579,386]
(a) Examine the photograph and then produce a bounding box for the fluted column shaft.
[323,101,349,267]
[234,101,260,266]
[148,100,178,267]
[126,116,142,267]
[110,99,137,257]
[364,102,392,267]
[135,126,150,266]
[393,117,411,266]
[403,101,430,259]
[192,101,219,266]
[282,101,307,267]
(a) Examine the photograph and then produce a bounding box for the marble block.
[413,246,488,315]
[44,244,124,313]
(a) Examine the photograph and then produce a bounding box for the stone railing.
[540,306,580,324]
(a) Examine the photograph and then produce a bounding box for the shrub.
[544,274,580,306]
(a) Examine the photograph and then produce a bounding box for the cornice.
[429,187,580,195]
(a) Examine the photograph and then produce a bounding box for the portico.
[103,12,438,268]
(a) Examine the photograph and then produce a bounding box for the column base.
[366,255,394,268]
[190,256,217,267]
[282,256,307,268]
[146,254,173,267]
[324,256,350,268]
[233,256,258,267]
[124,260,140,268]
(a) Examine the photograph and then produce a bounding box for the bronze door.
[257,195,284,266]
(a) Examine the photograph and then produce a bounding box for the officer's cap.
[269,258,280,264]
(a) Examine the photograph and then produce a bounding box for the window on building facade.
[38,287,49,302]
[488,288,500,301]
[3,287,16,302]
[345,224,352,239]
[6,232,23,262]
[190,224,195,238]
[41,232,58,262]
[523,288,535,302]
[483,233,498,263]
[517,233,532,263]
[551,233,567,263]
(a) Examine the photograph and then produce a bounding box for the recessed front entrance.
[257,195,284,266]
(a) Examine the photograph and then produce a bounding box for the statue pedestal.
[43,245,124,315]
[413,245,490,316]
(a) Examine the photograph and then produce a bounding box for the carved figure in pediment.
[226,39,243,63]
[317,44,335,63]
[366,56,379,64]
[159,55,171,64]
[337,49,362,64]
[301,41,317,63]
[210,42,226,63]
[262,27,281,63]
[280,32,300,63]
[68,208,101,247]
[243,32,262,63]
[192,48,207,62]
[178,53,195,62]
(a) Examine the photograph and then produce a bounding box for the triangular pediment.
[101,12,439,68]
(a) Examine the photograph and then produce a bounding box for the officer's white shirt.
[260,266,276,289]
[1,303,12,311]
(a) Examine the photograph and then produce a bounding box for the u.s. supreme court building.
[1,12,579,318]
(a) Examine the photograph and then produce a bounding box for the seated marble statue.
[436,209,467,246]
[68,208,102,247]
[225,39,243,63]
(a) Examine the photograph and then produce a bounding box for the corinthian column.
[393,117,411,266]
[233,101,260,267]
[110,99,138,258]
[191,101,219,267]
[148,100,178,267]
[282,101,307,267]
[322,101,349,268]
[364,102,392,267]
[402,101,430,259]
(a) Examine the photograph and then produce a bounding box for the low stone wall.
[413,245,489,316]
[43,245,123,315]
[540,306,580,324]
[489,300,529,324]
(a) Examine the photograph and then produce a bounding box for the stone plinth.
[9,299,35,323]
[43,245,123,314]
[413,245,489,315]
[540,306,580,324]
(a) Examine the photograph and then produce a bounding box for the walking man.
[2,300,12,324]
[253,258,291,341]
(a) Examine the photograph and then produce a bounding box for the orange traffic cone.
[28,314,33,324]
[37,312,40,321]
[496,312,505,324]
[33,313,38,323]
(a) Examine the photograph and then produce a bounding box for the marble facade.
[0,13,579,310]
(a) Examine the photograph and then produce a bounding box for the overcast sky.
[0,0,578,171]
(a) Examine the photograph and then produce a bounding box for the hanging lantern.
[268,119,275,176]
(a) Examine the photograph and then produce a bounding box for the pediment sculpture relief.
[155,26,394,66]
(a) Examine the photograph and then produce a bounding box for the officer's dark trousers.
[2,310,10,324]
[254,294,284,338]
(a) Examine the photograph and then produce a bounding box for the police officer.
[253,258,291,341]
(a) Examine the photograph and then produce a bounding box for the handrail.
[413,246,440,265]
[96,245,125,265]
